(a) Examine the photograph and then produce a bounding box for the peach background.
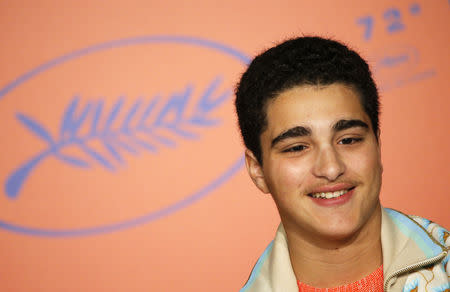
[0,1,449,291]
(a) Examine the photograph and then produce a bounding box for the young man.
[235,37,449,291]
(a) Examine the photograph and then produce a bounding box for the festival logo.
[0,36,249,236]
[355,3,436,91]
[372,44,435,91]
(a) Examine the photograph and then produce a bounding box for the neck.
[285,205,382,288]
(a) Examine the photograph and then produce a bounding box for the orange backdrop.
[1,1,449,291]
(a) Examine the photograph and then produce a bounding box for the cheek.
[348,146,382,182]
[264,157,311,194]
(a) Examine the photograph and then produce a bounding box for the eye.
[283,145,307,153]
[339,137,363,145]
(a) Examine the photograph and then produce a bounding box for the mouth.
[308,186,356,199]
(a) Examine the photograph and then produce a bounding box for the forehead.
[264,83,370,135]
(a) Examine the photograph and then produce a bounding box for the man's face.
[245,83,382,242]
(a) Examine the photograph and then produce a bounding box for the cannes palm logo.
[372,44,436,91]
[0,36,248,236]
[6,77,229,198]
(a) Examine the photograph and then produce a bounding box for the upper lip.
[309,183,354,194]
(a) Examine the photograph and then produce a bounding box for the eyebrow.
[270,119,369,148]
[271,126,311,147]
[333,119,369,132]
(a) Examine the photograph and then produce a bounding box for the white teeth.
[311,189,349,199]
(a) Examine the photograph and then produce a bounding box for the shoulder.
[408,214,449,249]
[399,214,450,289]
[383,208,449,249]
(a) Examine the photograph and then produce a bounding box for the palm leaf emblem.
[5,76,230,198]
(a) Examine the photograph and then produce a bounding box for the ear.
[375,132,383,174]
[377,130,384,174]
[378,141,383,174]
[245,149,270,194]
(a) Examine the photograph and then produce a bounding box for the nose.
[312,146,346,181]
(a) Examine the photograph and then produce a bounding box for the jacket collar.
[381,208,445,277]
[240,207,445,292]
[239,224,297,292]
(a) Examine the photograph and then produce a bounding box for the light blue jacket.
[240,208,449,292]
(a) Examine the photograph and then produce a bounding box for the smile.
[309,187,355,199]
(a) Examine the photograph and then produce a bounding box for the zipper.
[383,250,448,291]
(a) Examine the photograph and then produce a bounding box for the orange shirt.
[297,265,383,292]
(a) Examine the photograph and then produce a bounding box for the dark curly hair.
[235,36,379,164]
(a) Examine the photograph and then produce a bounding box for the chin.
[324,228,359,242]
[314,221,363,243]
